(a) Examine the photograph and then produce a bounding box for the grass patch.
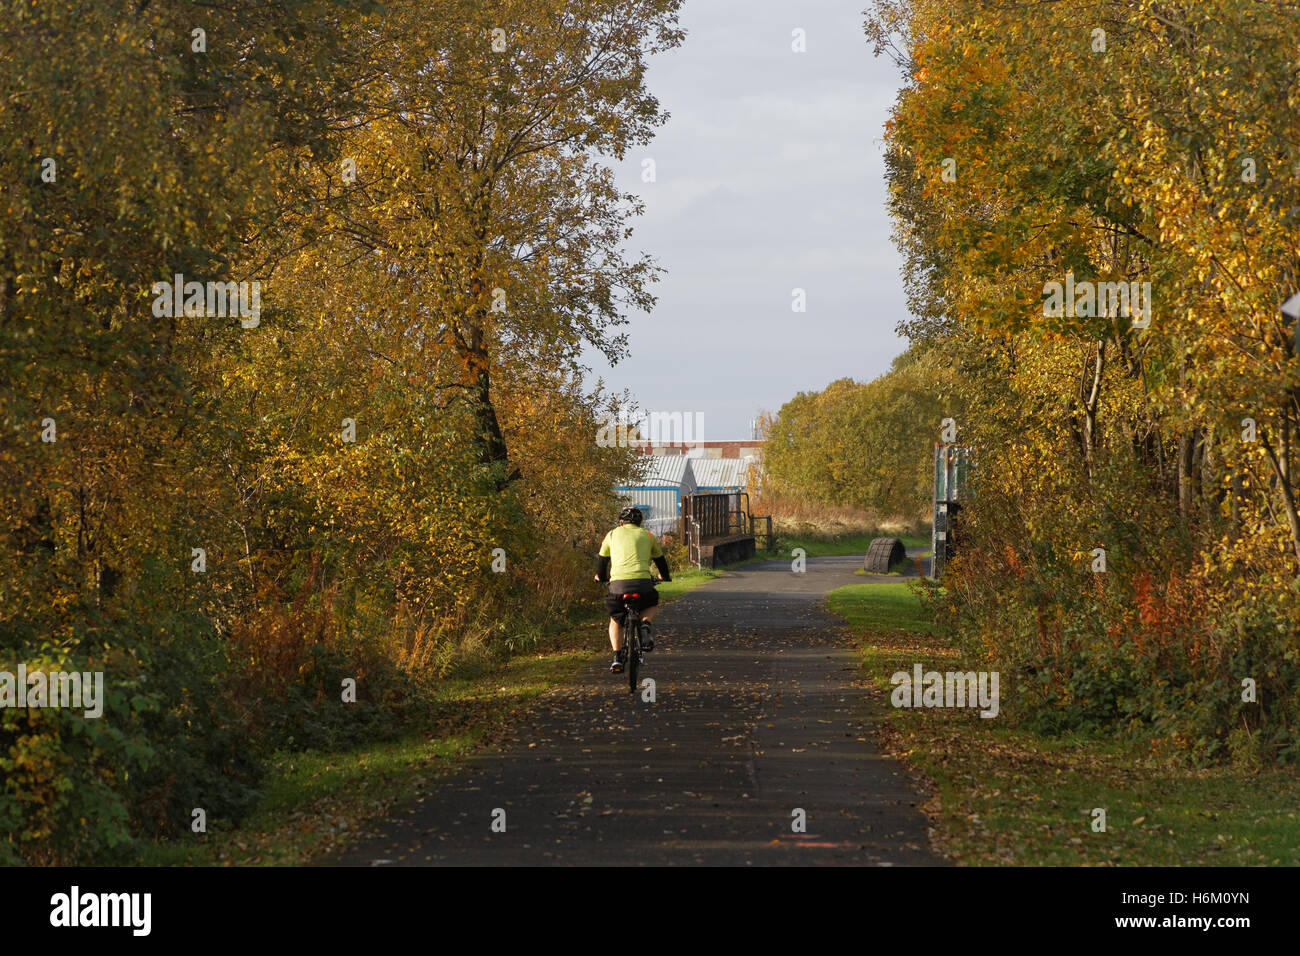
[828,579,1300,866]
[828,581,935,634]
[679,532,930,574]
[780,532,928,558]
[141,568,719,866]
[657,564,723,599]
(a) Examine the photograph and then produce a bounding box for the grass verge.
[141,568,720,866]
[780,532,928,558]
[702,532,931,573]
[828,579,1300,866]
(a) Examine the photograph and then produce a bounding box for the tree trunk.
[1200,428,1221,529]
[1260,417,1300,569]
[1177,433,1194,520]
[456,181,521,491]
[1229,469,1241,535]
[1081,339,1105,475]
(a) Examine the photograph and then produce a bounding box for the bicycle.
[618,591,647,693]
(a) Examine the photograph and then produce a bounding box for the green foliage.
[1,568,260,863]
[763,344,960,519]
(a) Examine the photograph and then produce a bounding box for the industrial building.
[690,456,757,494]
[614,456,698,537]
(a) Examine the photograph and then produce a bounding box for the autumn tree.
[763,346,959,519]
[0,0,682,861]
[868,0,1300,762]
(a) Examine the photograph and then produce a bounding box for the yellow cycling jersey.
[599,524,664,580]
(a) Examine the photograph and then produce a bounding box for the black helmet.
[619,506,643,526]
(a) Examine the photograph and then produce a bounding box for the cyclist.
[594,506,672,674]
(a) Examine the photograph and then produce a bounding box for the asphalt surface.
[330,552,944,866]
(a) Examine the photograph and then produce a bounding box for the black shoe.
[639,622,654,652]
[610,647,626,674]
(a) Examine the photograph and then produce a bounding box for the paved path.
[331,552,943,865]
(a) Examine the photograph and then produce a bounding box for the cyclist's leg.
[636,587,659,650]
[641,584,660,622]
[604,585,628,671]
[604,586,624,651]
[607,614,626,673]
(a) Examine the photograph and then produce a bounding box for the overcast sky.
[579,0,910,439]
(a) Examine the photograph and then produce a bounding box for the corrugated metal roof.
[692,456,754,490]
[616,487,683,527]
[620,455,697,491]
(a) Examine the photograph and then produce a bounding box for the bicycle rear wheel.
[626,613,639,693]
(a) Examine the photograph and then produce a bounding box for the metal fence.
[682,492,774,554]
[749,514,773,551]
[684,493,732,541]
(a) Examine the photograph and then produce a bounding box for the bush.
[1,582,259,863]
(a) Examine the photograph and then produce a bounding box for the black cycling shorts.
[605,579,658,621]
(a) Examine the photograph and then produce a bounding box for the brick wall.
[628,440,765,459]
